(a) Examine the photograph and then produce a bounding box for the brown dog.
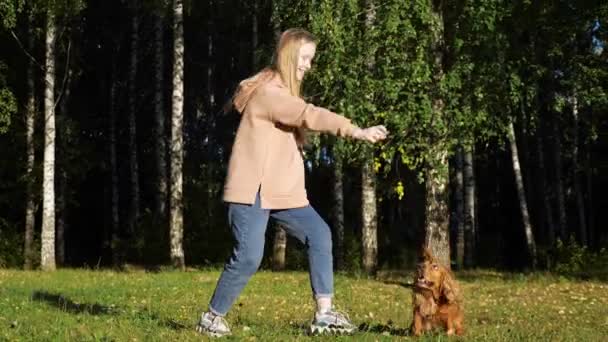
[410,247,464,336]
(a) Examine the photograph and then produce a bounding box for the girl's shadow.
[32,291,116,315]
[31,290,188,331]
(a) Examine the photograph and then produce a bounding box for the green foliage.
[0,0,24,29]
[552,237,608,280]
[0,62,16,134]
[0,87,15,134]
[284,0,520,195]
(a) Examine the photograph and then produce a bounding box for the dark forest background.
[1,0,607,276]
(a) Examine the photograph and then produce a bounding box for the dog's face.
[415,249,443,292]
[414,247,460,304]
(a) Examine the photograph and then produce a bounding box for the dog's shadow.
[358,321,411,336]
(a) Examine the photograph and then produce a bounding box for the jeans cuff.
[314,293,334,299]
[208,305,226,317]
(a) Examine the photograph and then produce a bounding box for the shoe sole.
[308,325,356,335]
[195,324,231,338]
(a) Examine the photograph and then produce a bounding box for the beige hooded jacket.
[223,69,359,209]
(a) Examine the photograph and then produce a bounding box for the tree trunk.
[205,0,215,220]
[535,124,555,247]
[272,224,287,271]
[361,157,378,274]
[519,101,533,219]
[170,0,185,269]
[332,148,345,270]
[206,0,215,111]
[508,121,537,268]
[56,69,72,267]
[41,9,57,271]
[268,1,287,271]
[109,70,121,266]
[252,0,259,70]
[453,147,465,269]
[154,10,168,224]
[585,137,594,248]
[551,113,567,240]
[24,15,37,270]
[424,151,451,268]
[425,0,450,268]
[463,147,475,267]
[571,94,587,246]
[128,0,140,239]
[359,0,379,275]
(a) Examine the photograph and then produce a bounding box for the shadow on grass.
[31,291,188,331]
[133,309,189,331]
[358,322,410,336]
[32,291,118,315]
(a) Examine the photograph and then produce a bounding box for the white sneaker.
[309,309,357,335]
[195,311,231,337]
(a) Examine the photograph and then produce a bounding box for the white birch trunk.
[361,158,378,273]
[360,0,378,274]
[424,151,451,268]
[272,224,287,271]
[41,9,57,271]
[508,121,537,268]
[425,0,451,268]
[169,0,185,269]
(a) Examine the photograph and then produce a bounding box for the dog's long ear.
[440,270,460,304]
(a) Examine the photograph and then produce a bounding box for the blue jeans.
[208,192,333,316]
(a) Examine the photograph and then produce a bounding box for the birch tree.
[41,7,57,271]
[169,0,185,269]
[508,120,537,267]
[24,11,37,270]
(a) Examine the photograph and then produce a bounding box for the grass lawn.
[0,268,606,341]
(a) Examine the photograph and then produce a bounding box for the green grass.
[1,268,606,341]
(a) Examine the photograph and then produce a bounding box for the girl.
[196,28,388,337]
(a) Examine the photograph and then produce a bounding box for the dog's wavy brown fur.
[410,247,464,336]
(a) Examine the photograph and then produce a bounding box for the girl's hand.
[352,125,388,143]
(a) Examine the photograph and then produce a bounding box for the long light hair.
[230,28,317,146]
[273,28,317,98]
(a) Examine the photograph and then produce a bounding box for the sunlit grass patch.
[0,269,606,341]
